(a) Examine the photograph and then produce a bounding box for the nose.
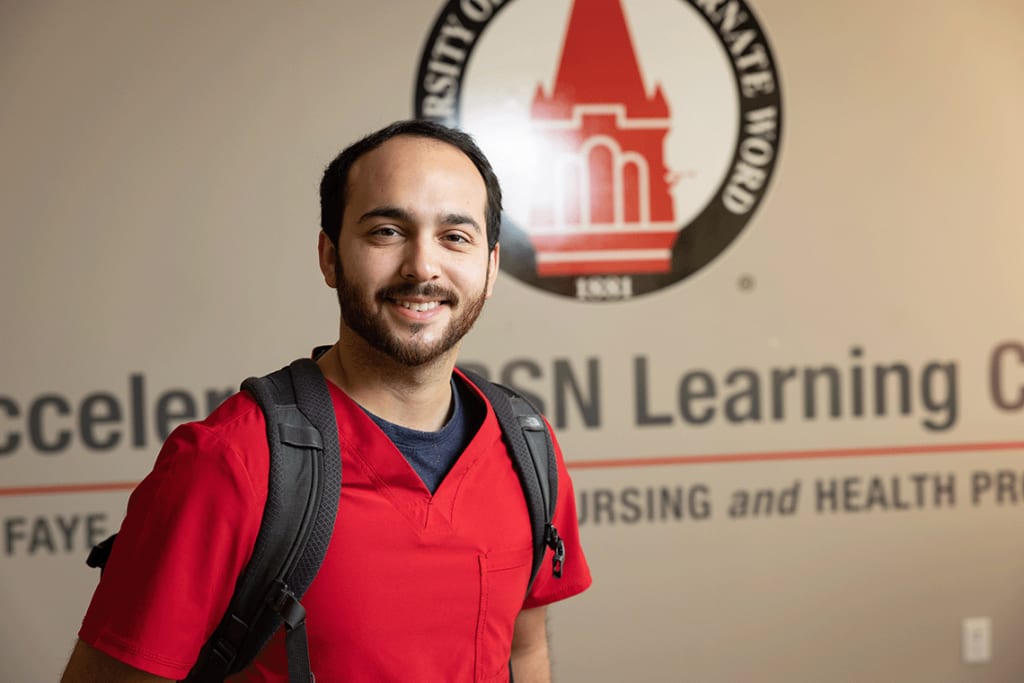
[400,238,440,281]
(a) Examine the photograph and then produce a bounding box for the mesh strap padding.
[184,359,341,683]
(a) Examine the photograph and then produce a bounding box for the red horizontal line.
[0,481,139,497]
[3,441,1022,497]
[566,440,1024,470]
[532,233,677,251]
[538,259,671,276]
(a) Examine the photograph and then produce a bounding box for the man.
[60,120,592,682]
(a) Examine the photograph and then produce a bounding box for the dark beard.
[334,256,488,367]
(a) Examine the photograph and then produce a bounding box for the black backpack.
[87,358,565,682]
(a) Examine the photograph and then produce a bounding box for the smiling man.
[61,120,591,683]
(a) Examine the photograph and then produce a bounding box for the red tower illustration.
[529,0,676,276]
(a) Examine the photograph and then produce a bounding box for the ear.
[484,243,500,298]
[318,231,338,288]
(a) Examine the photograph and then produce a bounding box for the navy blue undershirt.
[363,376,484,493]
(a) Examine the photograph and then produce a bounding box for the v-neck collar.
[325,375,501,533]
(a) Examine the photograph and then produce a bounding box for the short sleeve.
[77,394,266,679]
[523,424,592,609]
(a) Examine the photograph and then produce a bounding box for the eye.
[442,232,471,244]
[370,225,401,238]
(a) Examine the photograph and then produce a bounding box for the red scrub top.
[79,371,591,682]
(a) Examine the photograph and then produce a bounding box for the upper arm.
[61,639,174,683]
[74,415,266,679]
[510,605,550,682]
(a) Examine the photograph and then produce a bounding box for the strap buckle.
[85,534,116,569]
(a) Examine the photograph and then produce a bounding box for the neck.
[316,335,458,432]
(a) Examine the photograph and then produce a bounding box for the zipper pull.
[544,523,565,578]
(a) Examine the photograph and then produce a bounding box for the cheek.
[453,266,490,296]
[338,251,379,285]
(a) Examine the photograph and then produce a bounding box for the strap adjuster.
[270,581,307,629]
[210,637,237,666]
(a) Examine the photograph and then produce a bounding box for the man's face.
[322,135,498,367]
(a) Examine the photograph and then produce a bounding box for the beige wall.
[2,1,1023,681]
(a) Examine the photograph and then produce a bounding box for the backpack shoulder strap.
[458,369,565,591]
[186,358,342,683]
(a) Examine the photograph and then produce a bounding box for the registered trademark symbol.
[738,274,756,291]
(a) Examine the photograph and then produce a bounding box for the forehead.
[345,135,485,206]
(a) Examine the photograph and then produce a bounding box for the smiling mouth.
[379,284,458,312]
[395,300,442,312]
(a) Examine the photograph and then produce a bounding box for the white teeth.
[398,301,440,312]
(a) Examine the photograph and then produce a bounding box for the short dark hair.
[320,120,502,251]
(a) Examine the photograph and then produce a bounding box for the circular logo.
[415,0,782,302]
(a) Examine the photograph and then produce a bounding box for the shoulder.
[177,389,265,455]
[453,367,524,417]
[143,390,269,503]
[198,388,264,435]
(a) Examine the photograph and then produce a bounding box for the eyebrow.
[357,205,481,233]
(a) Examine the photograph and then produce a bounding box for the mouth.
[394,299,443,313]
[380,284,457,317]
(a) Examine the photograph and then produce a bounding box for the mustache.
[376,282,459,305]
